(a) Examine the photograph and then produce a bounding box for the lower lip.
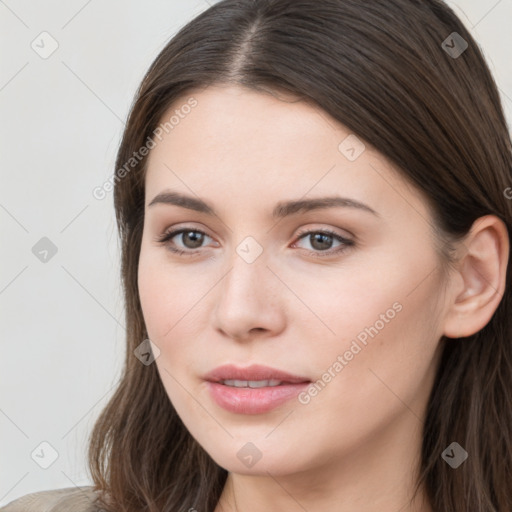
[206,381,310,414]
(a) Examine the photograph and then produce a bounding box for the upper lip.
[204,364,311,384]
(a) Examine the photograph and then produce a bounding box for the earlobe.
[443,215,509,339]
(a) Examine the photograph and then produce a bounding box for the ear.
[443,215,509,339]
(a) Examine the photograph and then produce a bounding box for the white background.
[1,0,511,506]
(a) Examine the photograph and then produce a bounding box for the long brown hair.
[87,1,512,510]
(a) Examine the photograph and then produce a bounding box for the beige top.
[0,487,103,512]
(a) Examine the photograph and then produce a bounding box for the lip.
[203,364,311,415]
[203,363,311,384]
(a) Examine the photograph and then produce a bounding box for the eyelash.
[155,227,354,259]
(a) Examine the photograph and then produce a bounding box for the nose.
[212,245,286,343]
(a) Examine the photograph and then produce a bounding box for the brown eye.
[178,230,205,249]
[156,228,212,255]
[308,232,335,251]
[156,226,354,259]
[293,229,355,258]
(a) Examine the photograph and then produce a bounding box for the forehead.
[152,84,343,156]
[143,84,431,223]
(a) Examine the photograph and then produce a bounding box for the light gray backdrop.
[1,0,511,505]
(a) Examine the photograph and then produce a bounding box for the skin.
[137,84,509,511]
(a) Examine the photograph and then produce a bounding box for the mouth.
[219,379,296,388]
[203,363,311,384]
[203,364,311,414]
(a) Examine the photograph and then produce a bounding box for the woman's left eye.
[293,229,354,257]
[155,227,354,258]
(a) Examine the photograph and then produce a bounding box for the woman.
[3,0,511,510]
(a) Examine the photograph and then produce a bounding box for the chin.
[197,434,312,476]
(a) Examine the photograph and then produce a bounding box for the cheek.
[138,253,168,340]
[296,246,444,397]
[288,253,425,354]
[137,246,205,341]
[138,256,209,407]
[304,266,444,423]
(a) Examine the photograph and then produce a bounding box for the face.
[138,84,449,477]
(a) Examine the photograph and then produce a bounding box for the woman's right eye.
[156,228,213,255]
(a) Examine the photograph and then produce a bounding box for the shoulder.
[0,486,103,512]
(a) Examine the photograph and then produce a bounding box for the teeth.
[222,379,283,388]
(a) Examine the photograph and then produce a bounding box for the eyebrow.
[147,190,379,219]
